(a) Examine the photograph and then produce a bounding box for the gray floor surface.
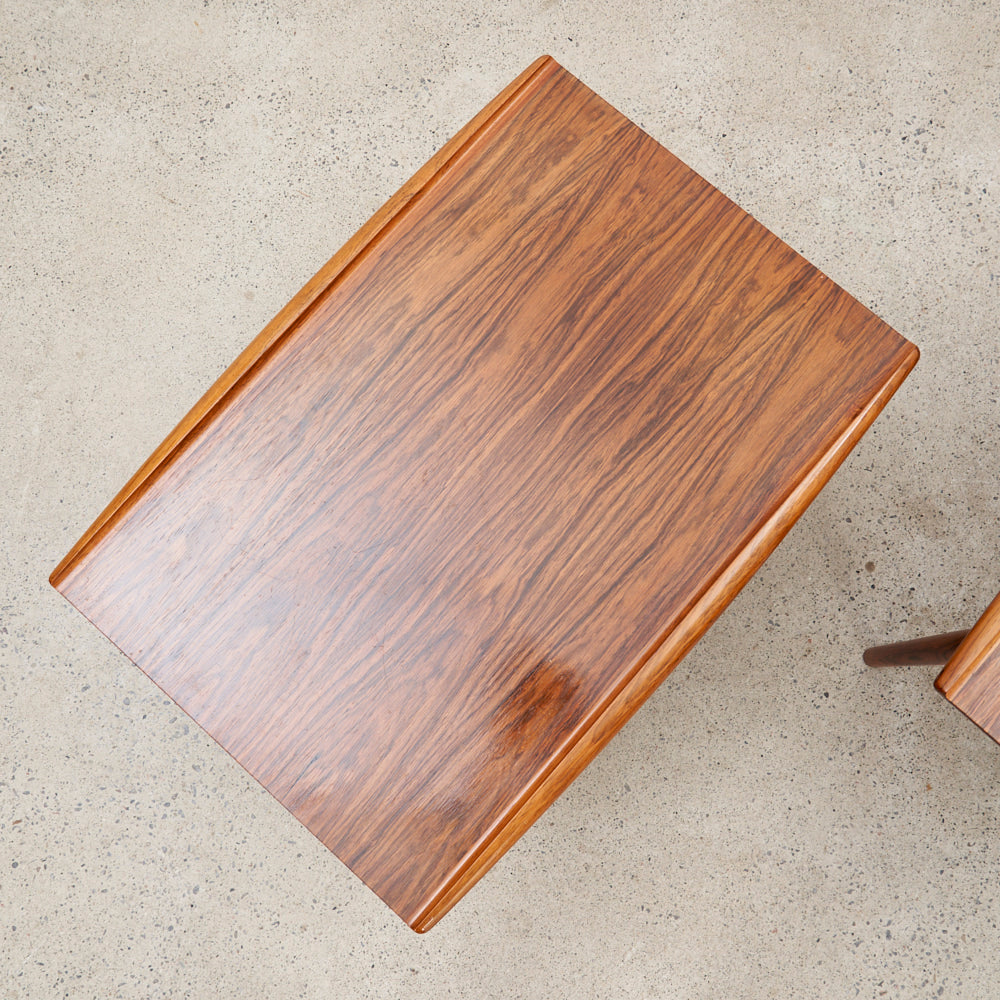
[3,2,999,997]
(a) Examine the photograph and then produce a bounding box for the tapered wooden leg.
[863,629,970,667]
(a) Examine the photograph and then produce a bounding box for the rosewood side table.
[865,591,1000,745]
[51,56,919,931]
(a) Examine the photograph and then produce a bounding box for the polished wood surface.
[51,56,918,931]
[863,630,969,667]
[935,593,1000,744]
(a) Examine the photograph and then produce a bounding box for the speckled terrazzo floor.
[2,2,999,997]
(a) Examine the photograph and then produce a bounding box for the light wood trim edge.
[934,591,1000,699]
[411,342,919,931]
[50,55,559,590]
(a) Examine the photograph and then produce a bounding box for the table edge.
[935,591,1000,745]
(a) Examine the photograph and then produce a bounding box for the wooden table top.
[51,56,918,931]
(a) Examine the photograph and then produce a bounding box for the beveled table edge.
[935,591,1000,746]
[935,591,1000,699]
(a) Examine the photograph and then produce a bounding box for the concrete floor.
[3,1,998,996]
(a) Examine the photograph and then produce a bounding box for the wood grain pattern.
[51,56,918,931]
[863,630,970,667]
[49,54,556,590]
[935,593,1000,744]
